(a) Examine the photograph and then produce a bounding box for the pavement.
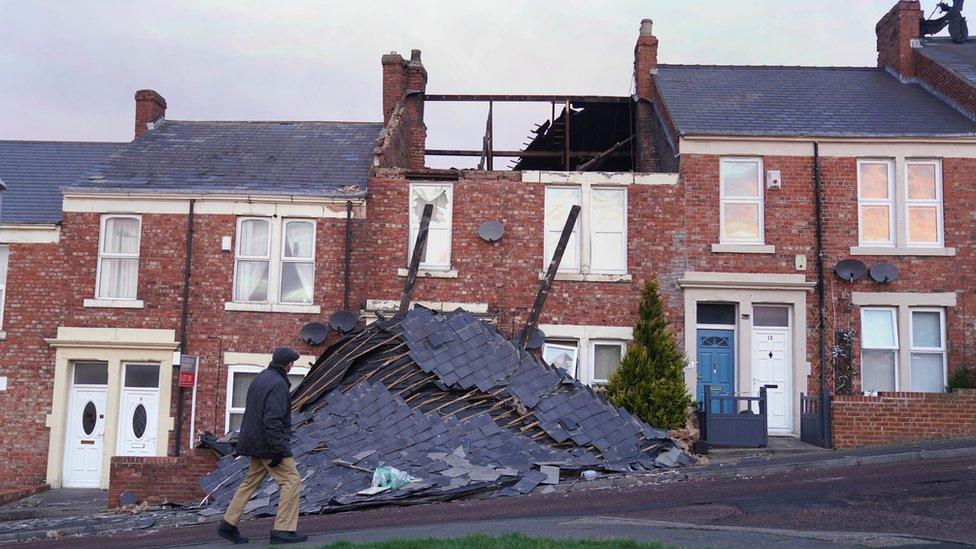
[5,438,976,548]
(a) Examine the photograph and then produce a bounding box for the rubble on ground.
[199,308,693,517]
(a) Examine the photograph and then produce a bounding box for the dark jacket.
[235,364,293,459]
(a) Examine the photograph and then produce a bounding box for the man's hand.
[269,453,284,469]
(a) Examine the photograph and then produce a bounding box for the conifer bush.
[606,279,691,430]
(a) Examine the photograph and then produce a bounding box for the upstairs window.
[857,160,896,246]
[234,217,316,304]
[96,215,141,299]
[905,160,943,247]
[719,158,764,244]
[0,246,7,330]
[409,183,453,270]
[544,186,626,274]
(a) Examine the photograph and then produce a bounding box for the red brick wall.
[831,389,976,448]
[876,0,921,79]
[108,449,217,507]
[915,52,976,119]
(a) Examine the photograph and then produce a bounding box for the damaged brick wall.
[831,389,976,448]
[108,449,217,507]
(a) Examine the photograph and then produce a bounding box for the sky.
[0,0,948,168]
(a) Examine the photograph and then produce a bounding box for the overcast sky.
[0,1,950,167]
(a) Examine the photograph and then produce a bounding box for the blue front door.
[696,329,734,402]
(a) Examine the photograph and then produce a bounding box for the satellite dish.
[477,221,505,242]
[834,260,868,282]
[329,310,358,333]
[300,322,329,346]
[869,262,899,284]
[517,327,546,350]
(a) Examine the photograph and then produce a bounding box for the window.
[409,183,453,270]
[696,303,736,326]
[905,160,943,247]
[233,217,316,304]
[96,215,141,299]
[225,365,308,432]
[861,308,898,392]
[542,341,579,376]
[753,305,789,327]
[858,160,895,246]
[543,186,626,274]
[124,363,160,388]
[720,158,763,244]
[590,341,625,384]
[909,309,946,393]
[0,246,8,330]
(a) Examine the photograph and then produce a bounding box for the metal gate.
[699,384,770,448]
[800,393,831,448]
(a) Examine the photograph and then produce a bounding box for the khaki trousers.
[223,457,301,532]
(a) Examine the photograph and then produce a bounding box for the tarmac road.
[24,455,976,548]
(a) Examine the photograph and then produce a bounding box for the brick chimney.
[876,1,922,80]
[380,49,428,170]
[634,18,659,172]
[134,89,166,139]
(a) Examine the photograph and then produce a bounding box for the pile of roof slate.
[199,308,692,516]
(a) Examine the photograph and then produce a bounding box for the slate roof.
[0,141,124,224]
[76,120,383,197]
[917,37,976,86]
[654,65,976,138]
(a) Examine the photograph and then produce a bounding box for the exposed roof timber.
[425,94,631,103]
[426,149,628,158]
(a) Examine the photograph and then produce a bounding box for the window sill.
[223,302,322,314]
[396,268,459,279]
[711,243,776,254]
[849,246,957,257]
[83,298,145,309]
[538,272,633,283]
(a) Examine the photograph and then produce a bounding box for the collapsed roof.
[200,308,691,515]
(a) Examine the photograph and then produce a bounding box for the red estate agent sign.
[179,355,198,388]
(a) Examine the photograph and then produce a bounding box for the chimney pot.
[410,49,422,62]
[640,19,654,36]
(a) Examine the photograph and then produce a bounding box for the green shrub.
[947,365,976,391]
[605,279,691,430]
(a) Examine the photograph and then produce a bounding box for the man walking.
[217,347,307,545]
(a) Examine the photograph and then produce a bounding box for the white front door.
[752,317,793,433]
[117,363,160,457]
[63,362,109,488]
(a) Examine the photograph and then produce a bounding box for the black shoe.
[217,520,249,544]
[270,530,309,544]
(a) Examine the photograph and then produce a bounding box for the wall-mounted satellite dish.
[834,259,868,282]
[870,262,899,283]
[477,220,505,242]
[329,310,358,334]
[517,327,546,350]
[300,322,329,346]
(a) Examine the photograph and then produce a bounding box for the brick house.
[0,0,974,495]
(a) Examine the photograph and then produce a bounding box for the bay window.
[719,158,763,244]
[860,308,898,392]
[96,215,141,299]
[909,309,946,393]
[233,217,316,305]
[409,183,453,270]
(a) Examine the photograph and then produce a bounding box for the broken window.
[234,217,316,305]
[96,215,141,300]
[0,246,8,330]
[409,183,453,270]
[720,158,764,244]
[905,160,943,247]
[910,309,946,393]
[861,307,898,392]
[858,160,895,246]
[590,340,625,384]
[542,341,579,377]
[225,364,308,432]
[544,185,626,274]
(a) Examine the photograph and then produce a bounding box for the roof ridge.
[657,64,879,71]
[163,119,383,125]
[0,139,126,145]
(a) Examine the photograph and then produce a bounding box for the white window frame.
[0,245,8,331]
[542,340,580,377]
[232,217,316,305]
[279,219,317,304]
[856,159,896,247]
[589,339,627,385]
[225,364,310,433]
[904,159,944,248]
[543,185,627,275]
[860,306,900,392]
[719,157,764,245]
[908,307,947,393]
[408,183,454,271]
[95,214,142,300]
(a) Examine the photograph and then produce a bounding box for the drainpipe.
[812,143,831,448]
[344,201,352,310]
[174,199,196,456]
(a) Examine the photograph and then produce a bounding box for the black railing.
[699,384,771,448]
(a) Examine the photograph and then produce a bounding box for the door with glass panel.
[63,362,108,488]
[117,363,160,457]
[751,305,792,433]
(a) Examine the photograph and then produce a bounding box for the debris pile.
[200,308,692,516]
